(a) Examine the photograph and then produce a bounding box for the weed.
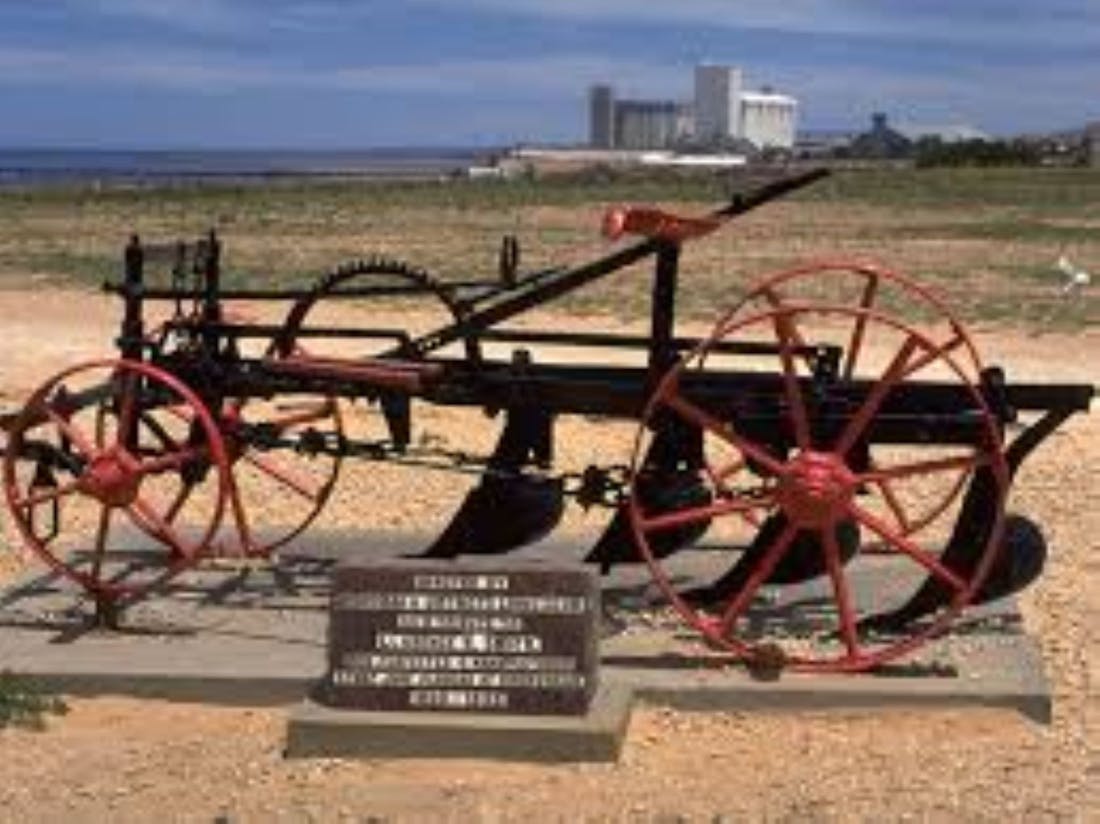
[0,671,68,731]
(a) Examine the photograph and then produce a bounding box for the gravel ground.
[0,287,1096,822]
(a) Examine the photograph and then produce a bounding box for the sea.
[0,147,491,188]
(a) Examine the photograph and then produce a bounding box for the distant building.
[614,100,691,150]
[588,85,615,149]
[850,113,912,158]
[740,91,799,150]
[588,64,798,151]
[896,123,990,143]
[694,65,744,143]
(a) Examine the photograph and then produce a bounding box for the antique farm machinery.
[1,168,1093,672]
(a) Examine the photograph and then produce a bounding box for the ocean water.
[0,147,487,187]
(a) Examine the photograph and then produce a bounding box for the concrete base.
[285,685,633,762]
[0,529,1052,763]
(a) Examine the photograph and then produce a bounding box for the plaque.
[323,557,600,715]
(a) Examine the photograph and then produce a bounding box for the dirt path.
[0,286,1096,822]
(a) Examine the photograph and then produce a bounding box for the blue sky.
[1,1,1097,147]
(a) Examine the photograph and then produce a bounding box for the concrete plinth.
[0,529,1052,764]
[285,685,632,762]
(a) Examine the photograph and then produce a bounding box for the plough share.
[2,168,1093,672]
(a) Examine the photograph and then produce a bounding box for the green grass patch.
[0,671,68,731]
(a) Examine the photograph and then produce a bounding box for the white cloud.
[410,0,1100,47]
[0,43,1095,133]
[0,46,685,96]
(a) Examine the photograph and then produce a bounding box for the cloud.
[0,46,685,97]
[0,36,1095,134]
[410,0,1100,47]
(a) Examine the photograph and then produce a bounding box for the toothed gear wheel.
[274,256,480,364]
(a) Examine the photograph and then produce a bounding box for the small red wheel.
[3,359,229,603]
[628,278,1009,672]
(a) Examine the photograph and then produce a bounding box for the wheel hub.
[79,450,140,507]
[777,451,855,530]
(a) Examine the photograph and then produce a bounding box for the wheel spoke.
[162,482,194,525]
[128,494,190,559]
[138,411,184,452]
[662,392,785,477]
[842,274,879,380]
[849,503,967,592]
[706,458,746,487]
[639,494,773,534]
[898,333,965,380]
[823,528,860,657]
[135,446,205,478]
[43,405,96,459]
[225,475,256,554]
[88,505,112,583]
[835,335,921,456]
[871,476,911,533]
[718,521,800,634]
[264,400,336,431]
[241,449,325,501]
[773,312,811,450]
[861,453,982,485]
[12,478,82,509]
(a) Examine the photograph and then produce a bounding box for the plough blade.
[860,512,1046,632]
[419,474,564,558]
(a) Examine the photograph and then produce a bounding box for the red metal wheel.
[732,260,985,541]
[628,292,1009,672]
[3,359,229,603]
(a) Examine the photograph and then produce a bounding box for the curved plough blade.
[418,474,564,558]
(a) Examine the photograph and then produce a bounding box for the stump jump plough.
[1,169,1093,672]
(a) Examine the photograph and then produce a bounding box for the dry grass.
[1,167,1098,329]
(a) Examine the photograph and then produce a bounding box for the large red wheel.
[3,359,229,603]
[717,260,986,541]
[628,271,1009,672]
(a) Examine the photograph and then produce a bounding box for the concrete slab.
[285,685,633,762]
[0,529,1052,755]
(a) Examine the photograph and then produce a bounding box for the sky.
[1,0,1098,148]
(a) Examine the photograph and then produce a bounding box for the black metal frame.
[95,169,1091,497]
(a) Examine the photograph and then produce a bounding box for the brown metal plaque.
[322,557,600,715]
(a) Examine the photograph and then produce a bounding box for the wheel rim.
[3,358,229,602]
[628,296,1009,672]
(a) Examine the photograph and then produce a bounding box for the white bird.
[1056,254,1091,297]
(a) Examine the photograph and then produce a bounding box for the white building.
[692,64,798,150]
[694,65,744,143]
[740,92,798,150]
[589,64,798,151]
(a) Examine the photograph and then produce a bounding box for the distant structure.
[694,65,744,143]
[587,64,798,152]
[614,100,692,150]
[740,89,799,150]
[588,84,615,149]
[896,122,991,143]
[850,113,912,159]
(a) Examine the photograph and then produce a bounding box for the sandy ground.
[0,286,1097,822]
